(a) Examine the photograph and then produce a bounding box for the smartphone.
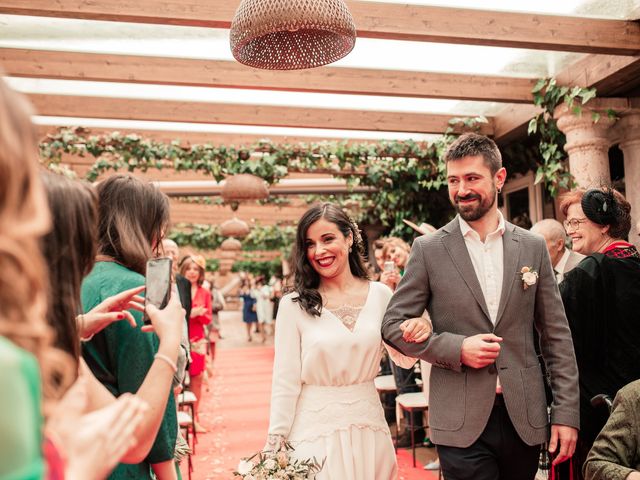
[143,258,172,325]
[383,261,396,272]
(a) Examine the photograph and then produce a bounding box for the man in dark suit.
[382,133,580,479]
[531,219,585,283]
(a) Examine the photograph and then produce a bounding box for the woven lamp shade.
[220,217,251,239]
[221,174,269,203]
[220,237,243,252]
[230,0,356,70]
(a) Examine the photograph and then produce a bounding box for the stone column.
[616,112,640,246]
[555,104,616,188]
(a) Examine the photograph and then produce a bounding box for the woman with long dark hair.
[81,174,181,480]
[265,203,431,478]
[40,171,186,473]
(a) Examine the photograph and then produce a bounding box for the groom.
[382,133,579,479]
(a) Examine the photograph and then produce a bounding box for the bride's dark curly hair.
[291,203,369,317]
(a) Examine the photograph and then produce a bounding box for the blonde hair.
[382,237,410,261]
[0,78,74,405]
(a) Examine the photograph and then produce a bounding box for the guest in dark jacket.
[558,188,640,479]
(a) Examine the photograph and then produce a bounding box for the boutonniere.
[520,266,539,290]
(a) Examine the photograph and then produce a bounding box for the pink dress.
[188,285,212,377]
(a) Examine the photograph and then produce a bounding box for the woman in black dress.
[557,187,640,479]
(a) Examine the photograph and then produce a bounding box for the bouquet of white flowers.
[234,442,324,480]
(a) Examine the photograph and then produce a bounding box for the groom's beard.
[453,187,497,222]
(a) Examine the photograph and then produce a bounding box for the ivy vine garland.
[168,223,296,252]
[38,79,607,239]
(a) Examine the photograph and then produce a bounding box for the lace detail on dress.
[288,382,391,443]
[327,305,363,331]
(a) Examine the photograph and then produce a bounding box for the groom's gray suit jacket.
[382,217,579,448]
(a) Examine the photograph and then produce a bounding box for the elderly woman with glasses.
[556,187,640,480]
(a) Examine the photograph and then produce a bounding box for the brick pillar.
[617,112,640,246]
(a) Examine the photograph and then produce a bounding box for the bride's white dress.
[268,281,415,479]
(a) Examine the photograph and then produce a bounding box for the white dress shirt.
[554,248,571,284]
[459,212,506,393]
[459,211,506,325]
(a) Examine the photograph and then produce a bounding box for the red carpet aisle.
[183,325,439,479]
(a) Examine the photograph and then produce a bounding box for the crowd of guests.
[238,272,283,343]
[0,78,230,479]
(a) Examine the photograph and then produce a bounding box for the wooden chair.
[178,410,194,480]
[178,390,198,453]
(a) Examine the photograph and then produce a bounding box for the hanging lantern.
[221,174,269,207]
[220,237,243,252]
[230,0,356,70]
[220,217,251,239]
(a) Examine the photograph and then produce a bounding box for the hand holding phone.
[143,258,172,325]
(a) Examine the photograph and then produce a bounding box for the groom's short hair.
[445,133,502,175]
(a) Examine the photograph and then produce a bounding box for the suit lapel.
[495,223,520,326]
[441,218,492,323]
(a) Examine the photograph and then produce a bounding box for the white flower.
[263,459,277,471]
[523,271,538,286]
[237,460,254,475]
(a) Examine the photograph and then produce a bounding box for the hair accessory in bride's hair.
[347,216,365,255]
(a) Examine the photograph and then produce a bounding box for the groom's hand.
[549,425,578,465]
[461,333,502,368]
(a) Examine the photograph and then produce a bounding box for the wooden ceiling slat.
[0,0,638,55]
[27,93,495,135]
[1,48,536,103]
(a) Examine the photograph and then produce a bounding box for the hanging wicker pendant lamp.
[220,217,251,239]
[230,0,357,70]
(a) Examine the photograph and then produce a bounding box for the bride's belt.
[288,381,390,443]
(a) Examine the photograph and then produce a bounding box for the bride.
[266,203,431,479]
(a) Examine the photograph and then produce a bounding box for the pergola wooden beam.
[1,0,638,55]
[1,48,536,103]
[27,93,495,135]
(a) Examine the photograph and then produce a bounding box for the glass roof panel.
[365,0,640,19]
[33,116,440,142]
[0,15,583,77]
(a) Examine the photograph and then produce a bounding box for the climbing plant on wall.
[528,77,614,196]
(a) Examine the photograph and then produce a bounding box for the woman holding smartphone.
[81,174,179,480]
[379,237,410,291]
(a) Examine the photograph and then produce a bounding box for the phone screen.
[143,258,172,324]
[384,261,396,272]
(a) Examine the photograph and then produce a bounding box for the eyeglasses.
[563,217,588,231]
